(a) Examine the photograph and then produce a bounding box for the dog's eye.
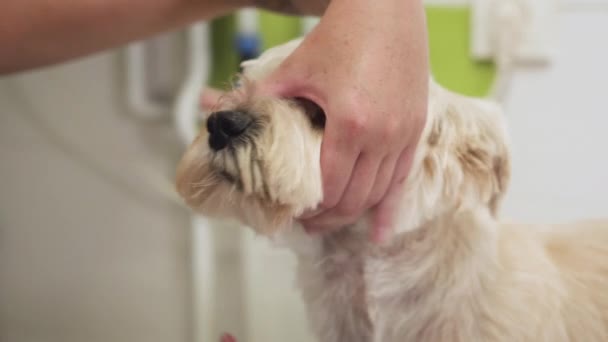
[295,98,326,129]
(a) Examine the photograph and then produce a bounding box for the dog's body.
[176,38,608,341]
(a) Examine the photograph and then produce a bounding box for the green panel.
[209,15,238,88]
[208,12,301,88]
[208,7,497,97]
[426,6,496,97]
[259,11,302,51]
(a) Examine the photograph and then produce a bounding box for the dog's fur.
[175,38,608,341]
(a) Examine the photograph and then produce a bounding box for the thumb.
[254,42,321,102]
[256,63,305,100]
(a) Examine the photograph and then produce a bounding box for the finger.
[300,212,354,234]
[318,120,361,209]
[255,56,310,100]
[302,153,377,226]
[365,154,399,208]
[302,151,402,234]
[371,146,416,243]
[333,152,382,217]
[300,153,381,232]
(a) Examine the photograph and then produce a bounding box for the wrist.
[326,0,425,23]
[251,0,329,15]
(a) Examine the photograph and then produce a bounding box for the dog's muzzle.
[206,110,253,151]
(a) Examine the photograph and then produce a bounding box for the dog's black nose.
[206,110,253,151]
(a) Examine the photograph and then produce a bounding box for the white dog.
[175,38,608,342]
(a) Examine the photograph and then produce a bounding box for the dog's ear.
[456,132,510,216]
[488,150,510,216]
[420,98,511,218]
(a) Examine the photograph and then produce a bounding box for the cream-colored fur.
[175,38,608,341]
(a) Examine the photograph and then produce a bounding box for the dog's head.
[175,39,511,236]
[176,41,325,234]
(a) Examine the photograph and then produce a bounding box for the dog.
[175,38,608,341]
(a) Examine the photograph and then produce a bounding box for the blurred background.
[1,1,607,342]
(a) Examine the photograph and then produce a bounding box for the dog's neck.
[362,206,501,341]
[293,204,502,342]
[378,206,499,265]
[314,202,501,279]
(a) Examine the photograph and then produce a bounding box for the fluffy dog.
[175,38,608,341]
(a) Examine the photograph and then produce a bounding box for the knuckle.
[343,114,367,136]
[337,93,369,135]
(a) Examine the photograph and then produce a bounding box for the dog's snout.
[207,110,252,151]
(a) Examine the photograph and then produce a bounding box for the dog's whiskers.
[248,139,258,194]
[256,158,271,201]
[228,146,244,191]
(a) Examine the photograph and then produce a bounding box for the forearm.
[0,0,246,74]
[0,0,424,74]
[322,0,428,56]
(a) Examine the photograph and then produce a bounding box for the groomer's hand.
[260,0,429,242]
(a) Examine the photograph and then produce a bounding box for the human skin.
[0,0,329,74]
[0,0,429,241]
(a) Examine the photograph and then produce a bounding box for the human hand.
[259,0,429,242]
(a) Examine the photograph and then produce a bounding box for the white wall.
[0,51,192,342]
[501,7,608,223]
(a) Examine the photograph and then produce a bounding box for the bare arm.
[0,0,328,74]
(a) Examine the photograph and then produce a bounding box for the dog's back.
[500,219,608,340]
[545,220,608,335]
